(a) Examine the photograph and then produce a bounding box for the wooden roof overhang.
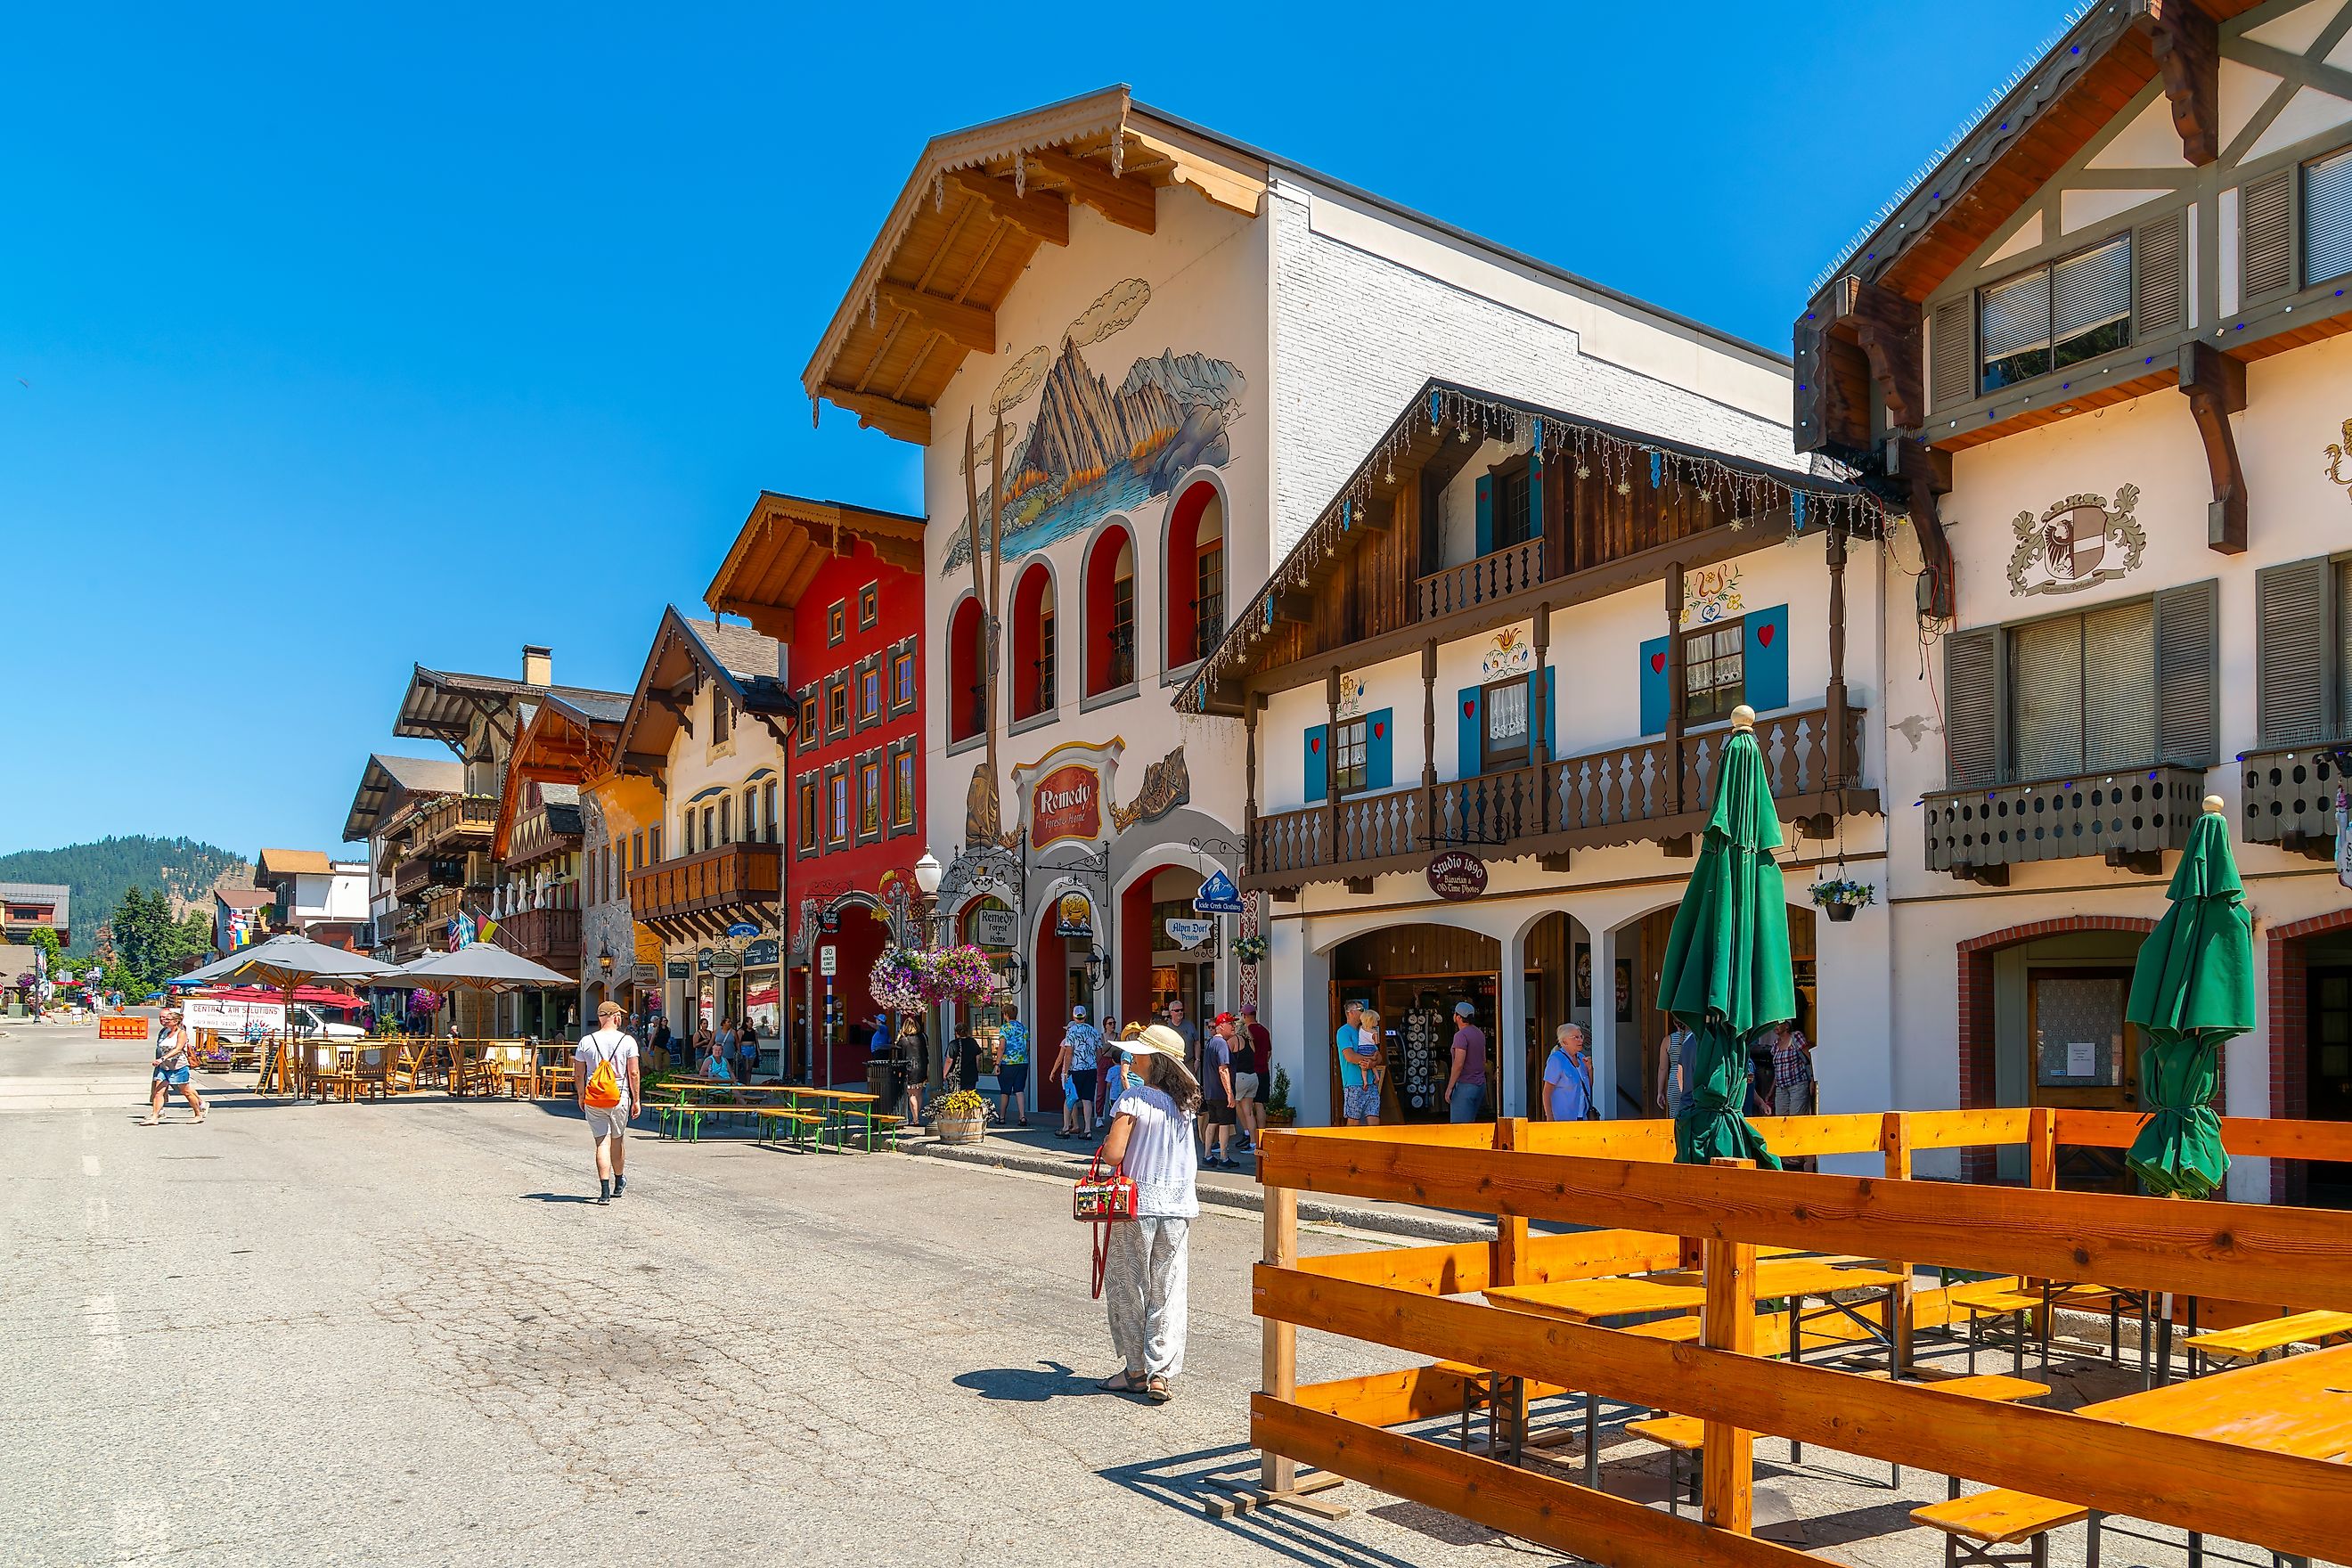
[1177,380,1882,715]
[704,492,927,642]
[493,699,620,859]
[799,86,1270,445]
[614,608,794,776]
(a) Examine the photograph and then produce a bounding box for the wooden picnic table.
[1482,1275,1706,1322]
[782,1087,888,1151]
[2079,1343,2352,1457]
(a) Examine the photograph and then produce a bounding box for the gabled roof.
[257,849,332,878]
[1175,379,1881,714]
[493,698,624,859]
[216,887,276,911]
[705,491,927,641]
[615,608,795,765]
[393,662,623,748]
[1806,1,2266,310]
[343,752,467,843]
[803,86,1786,445]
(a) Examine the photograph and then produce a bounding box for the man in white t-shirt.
[575,1000,642,1205]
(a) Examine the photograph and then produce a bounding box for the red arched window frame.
[947,595,984,743]
[1083,526,1137,698]
[1010,564,1056,722]
[1164,481,1224,666]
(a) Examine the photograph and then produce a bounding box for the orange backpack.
[583,1037,625,1109]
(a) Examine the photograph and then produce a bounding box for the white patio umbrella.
[396,943,580,1094]
[175,935,403,1087]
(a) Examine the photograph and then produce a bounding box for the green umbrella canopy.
[1656,707,1791,1169]
[2123,796,2254,1198]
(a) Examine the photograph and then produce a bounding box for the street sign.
[1193,869,1243,915]
[724,921,759,939]
[974,910,1017,948]
[819,945,837,977]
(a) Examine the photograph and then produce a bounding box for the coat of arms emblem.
[2006,485,2144,597]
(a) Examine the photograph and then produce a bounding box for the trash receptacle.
[866,1056,895,1108]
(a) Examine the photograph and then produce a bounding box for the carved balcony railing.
[2237,742,2345,860]
[1923,764,2207,883]
[1413,538,1543,624]
[502,906,582,968]
[420,794,499,850]
[1246,706,1869,889]
[629,842,781,936]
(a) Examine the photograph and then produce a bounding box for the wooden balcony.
[502,906,582,972]
[1923,764,2208,884]
[392,855,464,900]
[421,794,499,850]
[1247,706,1870,890]
[2237,743,2344,860]
[629,842,781,938]
[1413,539,1542,623]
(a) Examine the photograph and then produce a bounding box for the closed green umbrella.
[2124,796,2252,1198]
[1656,706,1789,1169]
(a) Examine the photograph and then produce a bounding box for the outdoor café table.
[2060,1344,2352,1568]
[1751,1261,1912,1374]
[1480,1276,1710,1323]
[785,1088,886,1151]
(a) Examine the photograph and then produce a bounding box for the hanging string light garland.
[1180,385,1886,715]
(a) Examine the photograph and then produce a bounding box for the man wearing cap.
[1336,998,1380,1126]
[1199,1012,1237,1167]
[1060,1003,1103,1139]
[1443,1000,1490,1123]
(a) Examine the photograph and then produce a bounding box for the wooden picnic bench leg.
[1700,1158,1756,1536]
[1583,1392,1599,1490]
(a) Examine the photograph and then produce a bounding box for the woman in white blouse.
[1096,1023,1202,1403]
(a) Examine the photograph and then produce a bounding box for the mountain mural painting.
[944,277,1244,575]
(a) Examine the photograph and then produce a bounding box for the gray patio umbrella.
[396,942,576,994]
[174,935,403,1083]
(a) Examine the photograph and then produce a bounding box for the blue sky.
[1,0,2068,860]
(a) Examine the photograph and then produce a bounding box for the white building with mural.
[1796,0,2352,1200]
[802,90,1803,1113]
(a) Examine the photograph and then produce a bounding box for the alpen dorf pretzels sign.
[1426,851,1489,902]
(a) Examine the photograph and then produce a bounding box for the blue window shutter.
[1474,476,1493,557]
[1365,709,1393,790]
[1458,687,1482,778]
[1540,669,1556,759]
[1744,605,1789,714]
[1639,636,1669,736]
[1305,724,1328,803]
[1529,461,1545,544]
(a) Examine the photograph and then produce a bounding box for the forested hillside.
[0,837,249,956]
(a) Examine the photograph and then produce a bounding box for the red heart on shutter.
[1649,652,1666,674]
[1757,623,1776,647]
[1462,700,1476,717]
[1373,721,1385,739]
[1310,737,1321,753]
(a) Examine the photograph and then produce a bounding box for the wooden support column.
[1664,563,1687,816]
[2136,0,2222,167]
[1825,526,1850,788]
[1420,639,1440,837]
[1262,1185,1299,1492]
[1886,437,1956,621]
[2178,341,2248,555]
[1531,605,1553,837]
[1701,1159,1758,1536]
[1880,1112,1915,1373]
[1325,667,1343,868]
[1244,693,1262,871]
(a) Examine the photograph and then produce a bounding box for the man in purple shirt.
[1443,1000,1489,1123]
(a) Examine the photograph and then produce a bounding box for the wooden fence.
[1250,1109,2352,1564]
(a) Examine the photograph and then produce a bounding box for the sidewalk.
[902,1112,1517,1243]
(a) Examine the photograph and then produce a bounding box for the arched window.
[1084,526,1137,698]
[1010,563,1057,722]
[947,595,985,743]
[1164,481,1225,666]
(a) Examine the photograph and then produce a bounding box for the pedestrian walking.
[1337,999,1380,1126]
[575,1000,641,1205]
[1541,1024,1595,1122]
[899,1018,928,1125]
[648,1014,672,1070]
[739,1016,761,1081]
[143,1008,205,1126]
[1654,1020,1699,1115]
[715,1015,739,1072]
[951,1017,983,1094]
[1228,1010,1262,1154]
[992,1003,1030,1126]
[1198,1013,1237,1167]
[1095,1015,1123,1127]
[1768,1003,1817,1169]
[1163,996,1199,1082]
[1444,1000,1490,1123]
[1061,1005,1102,1139]
[1097,1024,1201,1403]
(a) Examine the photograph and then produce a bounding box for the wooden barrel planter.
[935,1110,987,1146]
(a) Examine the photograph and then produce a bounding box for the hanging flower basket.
[407,987,443,1016]
[1232,934,1270,967]
[1809,878,1874,923]
[868,946,928,1014]
[924,943,1000,1007]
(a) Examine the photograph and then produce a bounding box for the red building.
[705,492,927,1084]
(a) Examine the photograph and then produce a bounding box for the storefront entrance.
[2027,966,2140,1189]
[1615,903,1815,1123]
[2307,963,2352,1205]
[1327,925,1500,1124]
[1121,866,1221,1030]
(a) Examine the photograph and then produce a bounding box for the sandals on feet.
[1146,1376,1172,1403]
[1099,1370,1144,1392]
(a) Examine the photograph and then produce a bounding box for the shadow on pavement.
[951,1361,1103,1402]
[519,1192,598,1205]
[1102,1441,1458,1568]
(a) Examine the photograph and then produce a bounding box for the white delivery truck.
[184,996,365,1041]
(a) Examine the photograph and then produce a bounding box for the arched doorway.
[1612,902,1817,1124]
[1030,893,1100,1115]
[1520,911,1592,1112]
[1119,864,1223,1032]
[2271,909,2352,1206]
[813,900,892,1086]
[1327,924,1502,1124]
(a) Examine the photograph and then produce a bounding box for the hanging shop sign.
[742,938,780,968]
[708,950,742,976]
[1192,869,1244,916]
[1055,892,1095,939]
[1426,851,1490,902]
[1164,917,1217,951]
[696,948,714,973]
[973,910,1018,949]
[666,960,690,979]
[632,963,659,985]
[724,920,760,940]
[1029,764,1104,850]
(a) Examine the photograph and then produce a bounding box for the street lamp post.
[911,852,944,1096]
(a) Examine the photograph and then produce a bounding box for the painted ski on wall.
[944,277,1245,574]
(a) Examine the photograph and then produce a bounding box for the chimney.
[522,645,552,687]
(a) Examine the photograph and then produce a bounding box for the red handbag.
[1074,1148,1137,1298]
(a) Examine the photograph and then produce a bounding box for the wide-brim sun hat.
[1128,1024,1188,1059]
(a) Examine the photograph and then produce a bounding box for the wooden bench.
[1911,1489,2088,1568]
[1945,1285,2046,1376]
[2183,1310,2352,1376]
[751,1108,826,1149]
[1622,1415,1706,1515]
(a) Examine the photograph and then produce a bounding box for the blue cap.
[1071,1004,1087,1019]
[1454,1000,1476,1017]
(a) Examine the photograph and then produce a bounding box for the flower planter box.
[935,1112,986,1146]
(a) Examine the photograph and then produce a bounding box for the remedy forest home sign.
[1015,739,1123,853]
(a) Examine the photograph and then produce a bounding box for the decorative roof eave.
[494,700,620,860]
[1173,380,1883,716]
[613,608,796,766]
[704,490,929,635]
